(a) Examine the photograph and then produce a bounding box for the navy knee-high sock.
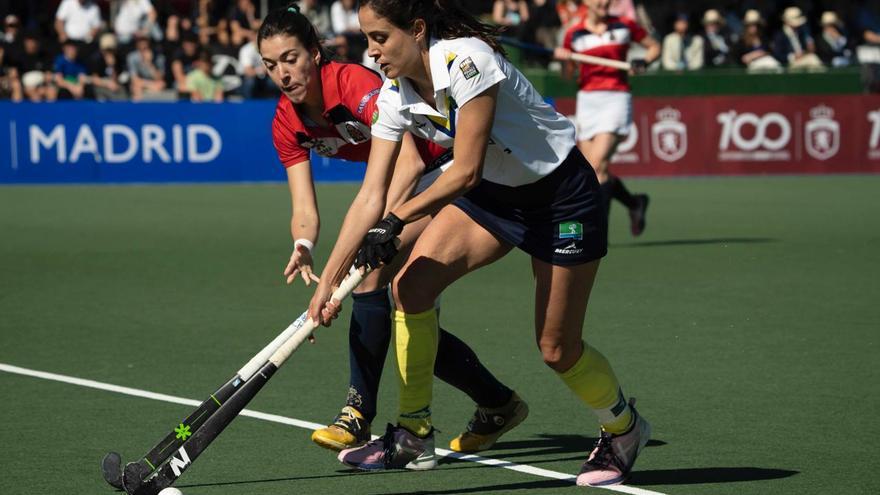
[347,288,392,423]
[609,175,637,209]
[599,179,614,215]
[434,328,513,408]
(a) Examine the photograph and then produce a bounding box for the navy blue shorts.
[452,147,608,266]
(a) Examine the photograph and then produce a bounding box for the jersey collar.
[391,39,451,118]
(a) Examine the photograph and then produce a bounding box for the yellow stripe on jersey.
[445,51,458,70]
[426,95,458,137]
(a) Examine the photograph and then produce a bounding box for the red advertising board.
[553,94,880,176]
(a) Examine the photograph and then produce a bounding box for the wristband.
[294,238,314,252]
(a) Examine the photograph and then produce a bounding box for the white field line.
[0,363,665,495]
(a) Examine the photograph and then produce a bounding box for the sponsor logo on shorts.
[555,242,584,255]
[459,57,480,80]
[559,221,583,240]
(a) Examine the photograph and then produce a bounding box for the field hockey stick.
[118,268,366,495]
[498,36,632,71]
[101,303,324,490]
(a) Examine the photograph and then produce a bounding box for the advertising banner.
[3,95,880,184]
[0,101,366,184]
[554,94,880,175]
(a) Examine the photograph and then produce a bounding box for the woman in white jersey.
[556,0,659,236]
[307,0,651,487]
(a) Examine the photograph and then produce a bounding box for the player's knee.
[538,340,579,373]
[392,266,438,313]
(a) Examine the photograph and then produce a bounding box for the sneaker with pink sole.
[338,424,437,471]
[576,399,651,487]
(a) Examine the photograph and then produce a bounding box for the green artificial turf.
[0,177,877,494]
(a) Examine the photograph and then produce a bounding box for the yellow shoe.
[311,406,371,451]
[449,392,529,453]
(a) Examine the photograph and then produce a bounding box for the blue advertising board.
[0,101,366,184]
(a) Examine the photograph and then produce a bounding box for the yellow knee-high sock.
[557,342,633,434]
[395,308,439,437]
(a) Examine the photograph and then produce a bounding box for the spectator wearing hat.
[662,13,704,71]
[734,9,782,72]
[773,6,824,69]
[55,0,103,45]
[53,39,88,99]
[0,42,23,102]
[815,11,853,67]
[88,33,127,100]
[14,30,58,102]
[701,9,733,68]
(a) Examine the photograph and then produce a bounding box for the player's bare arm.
[307,137,400,324]
[283,159,321,286]
[384,133,426,214]
[392,85,499,224]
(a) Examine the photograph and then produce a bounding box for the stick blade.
[101,451,124,490]
[122,461,158,495]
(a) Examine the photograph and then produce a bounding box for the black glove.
[355,213,404,270]
[630,59,647,74]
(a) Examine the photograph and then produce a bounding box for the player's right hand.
[283,244,320,286]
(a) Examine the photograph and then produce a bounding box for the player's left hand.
[356,213,404,270]
[630,59,648,75]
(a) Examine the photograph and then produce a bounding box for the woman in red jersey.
[556,0,659,236]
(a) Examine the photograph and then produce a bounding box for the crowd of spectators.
[1,0,880,102]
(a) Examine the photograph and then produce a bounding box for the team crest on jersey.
[459,57,480,80]
[559,221,583,240]
[371,109,379,124]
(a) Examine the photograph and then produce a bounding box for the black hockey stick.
[118,269,365,494]
[102,306,314,490]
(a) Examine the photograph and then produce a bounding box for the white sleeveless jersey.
[371,37,576,187]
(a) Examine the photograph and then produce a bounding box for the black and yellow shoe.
[449,392,529,453]
[311,406,371,451]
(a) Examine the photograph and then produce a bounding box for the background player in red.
[555,0,659,237]
[259,4,526,455]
